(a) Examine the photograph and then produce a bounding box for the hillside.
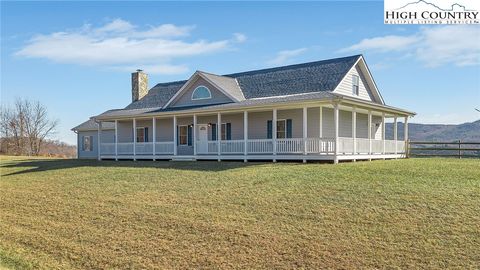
[386,119,480,142]
[1,157,479,269]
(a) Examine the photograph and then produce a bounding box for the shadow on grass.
[0,158,278,177]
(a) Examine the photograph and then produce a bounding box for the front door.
[197,124,208,153]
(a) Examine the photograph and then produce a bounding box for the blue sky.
[1,1,479,144]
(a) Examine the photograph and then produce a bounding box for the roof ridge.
[223,54,362,77]
[151,55,361,87]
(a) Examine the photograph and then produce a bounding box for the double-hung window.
[211,123,231,141]
[82,136,92,151]
[136,127,148,142]
[221,123,227,140]
[352,75,359,96]
[276,120,286,139]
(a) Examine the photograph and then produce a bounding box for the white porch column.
[133,118,136,160]
[352,108,357,156]
[152,117,156,158]
[404,116,409,156]
[382,113,386,155]
[333,104,339,164]
[303,107,307,159]
[217,112,221,160]
[272,108,277,160]
[173,116,177,156]
[319,106,323,138]
[243,111,248,161]
[114,120,118,161]
[368,110,372,155]
[97,121,102,161]
[393,116,398,154]
[193,114,197,156]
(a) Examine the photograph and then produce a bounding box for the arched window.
[191,86,212,100]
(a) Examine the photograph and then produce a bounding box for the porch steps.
[170,157,197,162]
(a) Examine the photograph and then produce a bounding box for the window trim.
[191,85,212,100]
[178,125,188,145]
[352,74,360,96]
[276,119,287,139]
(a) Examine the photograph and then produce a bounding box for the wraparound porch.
[97,101,410,163]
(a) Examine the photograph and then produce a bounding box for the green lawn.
[0,156,479,269]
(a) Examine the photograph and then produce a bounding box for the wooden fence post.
[458,140,461,159]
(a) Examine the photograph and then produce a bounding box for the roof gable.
[333,56,385,104]
[163,71,245,108]
[169,76,235,108]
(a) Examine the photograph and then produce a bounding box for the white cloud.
[96,19,135,33]
[15,19,243,75]
[339,25,480,67]
[339,35,419,53]
[416,26,480,67]
[267,48,308,66]
[233,33,247,43]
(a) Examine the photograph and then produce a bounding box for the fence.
[408,140,480,158]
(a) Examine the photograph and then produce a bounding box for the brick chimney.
[131,69,148,102]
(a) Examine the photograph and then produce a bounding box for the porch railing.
[118,143,134,155]
[277,138,303,154]
[136,142,153,154]
[356,138,370,154]
[338,137,354,154]
[155,142,175,154]
[101,138,406,156]
[248,139,273,154]
[221,140,244,154]
[100,143,115,155]
[371,139,383,154]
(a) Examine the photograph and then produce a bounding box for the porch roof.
[94,92,415,121]
[72,119,115,132]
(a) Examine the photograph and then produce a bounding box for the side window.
[352,75,359,96]
[83,136,92,151]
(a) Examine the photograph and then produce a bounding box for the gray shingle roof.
[124,55,360,111]
[199,71,245,101]
[124,80,186,110]
[72,119,115,131]
[227,55,360,99]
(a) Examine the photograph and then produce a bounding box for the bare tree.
[0,98,58,156]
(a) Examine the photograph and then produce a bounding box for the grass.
[0,156,479,269]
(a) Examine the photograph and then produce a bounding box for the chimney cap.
[136,69,143,72]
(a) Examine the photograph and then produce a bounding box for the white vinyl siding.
[334,65,374,102]
[356,113,369,139]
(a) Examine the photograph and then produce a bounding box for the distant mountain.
[386,119,480,142]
